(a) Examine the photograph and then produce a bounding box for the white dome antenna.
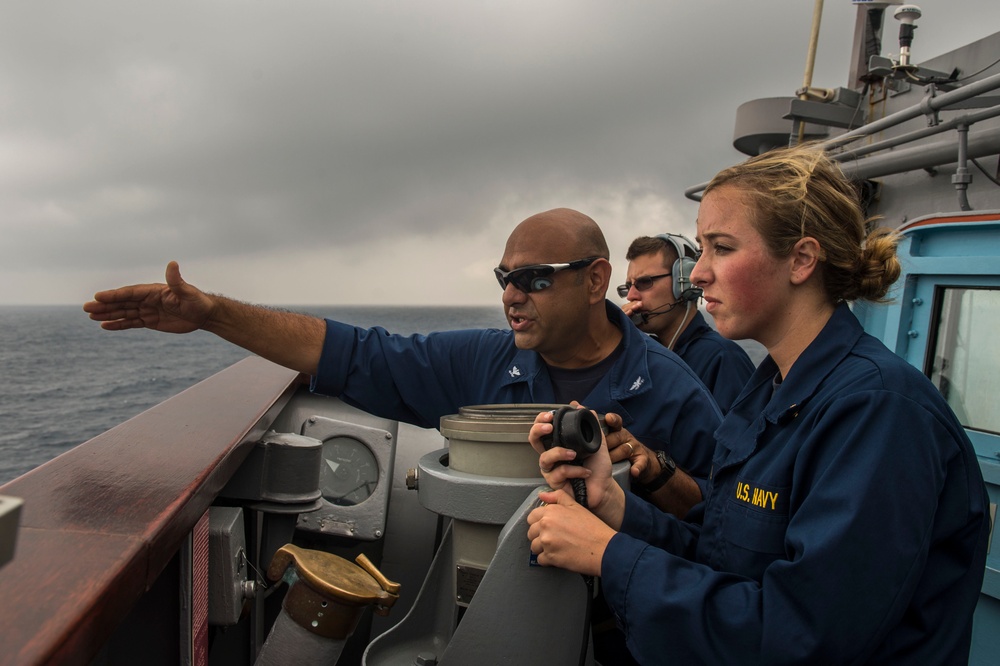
[893,5,922,68]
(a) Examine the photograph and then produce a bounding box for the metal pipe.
[953,123,973,211]
[687,125,1000,202]
[822,70,1000,150]
[685,73,1000,201]
[835,104,1000,160]
[793,0,826,146]
[835,126,1000,180]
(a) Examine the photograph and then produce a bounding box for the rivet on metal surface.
[907,330,919,338]
[911,297,923,306]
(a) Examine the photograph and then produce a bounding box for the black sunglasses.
[617,273,672,298]
[494,257,600,293]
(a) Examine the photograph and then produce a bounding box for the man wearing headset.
[621,234,755,413]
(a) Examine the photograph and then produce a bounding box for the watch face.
[641,450,677,493]
[320,436,380,506]
[658,450,676,472]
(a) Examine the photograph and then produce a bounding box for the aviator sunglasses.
[494,257,600,293]
[616,273,672,298]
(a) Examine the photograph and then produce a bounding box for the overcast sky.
[2,1,995,306]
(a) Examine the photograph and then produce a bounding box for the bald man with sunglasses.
[85,208,721,518]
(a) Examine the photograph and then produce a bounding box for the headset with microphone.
[659,233,702,302]
[628,233,702,326]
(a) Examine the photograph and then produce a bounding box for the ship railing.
[0,356,303,666]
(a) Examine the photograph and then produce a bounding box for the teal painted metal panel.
[971,594,1000,665]
[857,215,1000,665]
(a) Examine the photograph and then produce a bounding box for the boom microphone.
[629,300,683,325]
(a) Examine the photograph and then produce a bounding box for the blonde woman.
[527,145,989,664]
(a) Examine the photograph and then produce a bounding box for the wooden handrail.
[0,357,303,666]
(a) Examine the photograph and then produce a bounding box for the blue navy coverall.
[311,301,722,477]
[601,304,990,664]
[672,310,755,413]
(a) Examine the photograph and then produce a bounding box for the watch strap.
[639,450,676,493]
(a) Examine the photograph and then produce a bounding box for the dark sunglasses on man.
[494,257,600,294]
[616,273,672,298]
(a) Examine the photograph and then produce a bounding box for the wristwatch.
[639,450,677,493]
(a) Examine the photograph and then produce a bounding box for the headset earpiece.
[673,256,701,301]
[655,233,703,302]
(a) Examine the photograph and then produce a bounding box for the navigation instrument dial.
[321,436,379,506]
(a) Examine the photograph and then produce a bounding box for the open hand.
[83,261,214,334]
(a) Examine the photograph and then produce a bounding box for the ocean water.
[0,304,765,486]
[0,304,507,485]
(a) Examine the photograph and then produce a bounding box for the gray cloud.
[2,1,995,304]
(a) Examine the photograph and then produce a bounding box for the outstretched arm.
[83,261,326,376]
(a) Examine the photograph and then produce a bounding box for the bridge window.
[928,287,1000,435]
